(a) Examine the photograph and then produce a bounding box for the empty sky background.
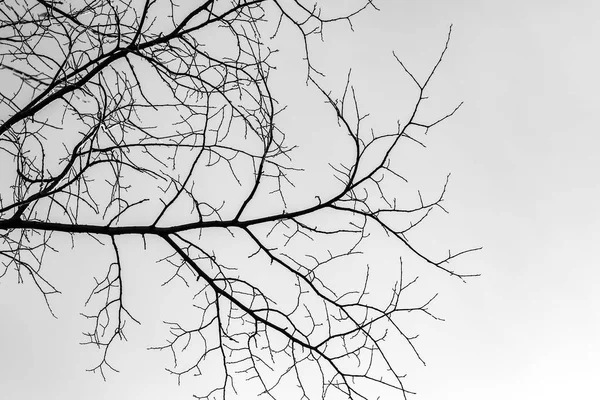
[1,1,599,399]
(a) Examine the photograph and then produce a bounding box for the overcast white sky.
[1,1,599,399]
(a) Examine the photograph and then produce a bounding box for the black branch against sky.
[0,1,479,399]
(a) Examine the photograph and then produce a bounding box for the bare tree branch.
[0,1,478,398]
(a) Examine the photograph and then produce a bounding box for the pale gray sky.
[1,1,599,399]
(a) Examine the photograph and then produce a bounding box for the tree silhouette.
[0,1,479,399]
